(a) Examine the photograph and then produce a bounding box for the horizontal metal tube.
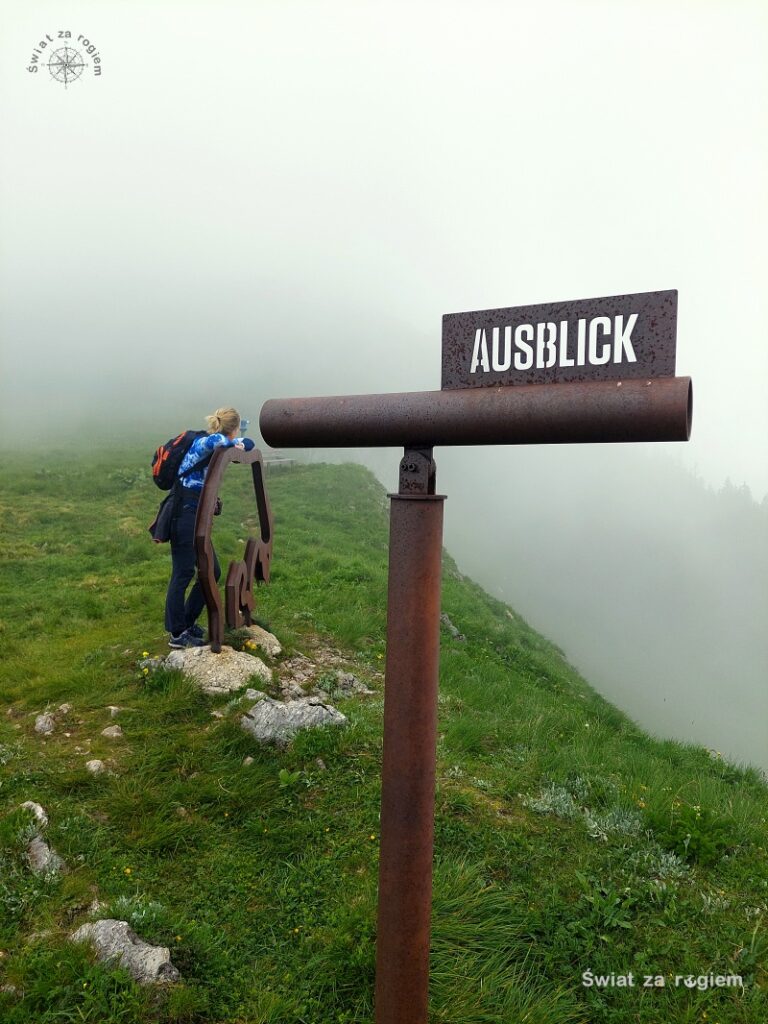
[260,376,692,448]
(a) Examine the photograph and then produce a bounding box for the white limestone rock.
[241,624,282,657]
[34,713,55,736]
[241,696,346,747]
[101,725,123,739]
[19,801,48,828]
[70,919,180,985]
[26,836,65,875]
[165,645,272,695]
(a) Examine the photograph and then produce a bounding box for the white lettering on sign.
[469,315,639,375]
[514,325,534,370]
[588,316,612,365]
[491,327,512,371]
[614,313,638,363]
[469,329,489,373]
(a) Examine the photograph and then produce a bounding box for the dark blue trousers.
[164,493,220,637]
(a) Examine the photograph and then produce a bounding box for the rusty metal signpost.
[259,290,691,1024]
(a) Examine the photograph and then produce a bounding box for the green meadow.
[0,445,765,1023]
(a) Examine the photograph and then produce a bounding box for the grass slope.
[0,446,766,1024]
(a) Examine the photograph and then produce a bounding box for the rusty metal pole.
[258,374,694,1019]
[375,448,444,1024]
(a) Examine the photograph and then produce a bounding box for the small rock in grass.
[333,671,375,696]
[241,696,346,747]
[86,759,106,775]
[19,801,48,828]
[241,624,282,657]
[70,920,180,985]
[440,612,466,642]
[210,709,225,719]
[107,705,122,718]
[26,836,65,875]
[34,714,55,736]
[242,756,254,766]
[101,725,123,739]
[244,688,266,702]
[280,680,306,702]
[57,703,73,716]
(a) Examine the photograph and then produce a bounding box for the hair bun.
[205,406,240,435]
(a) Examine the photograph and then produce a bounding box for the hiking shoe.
[186,623,205,639]
[168,630,205,649]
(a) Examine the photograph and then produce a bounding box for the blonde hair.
[205,407,241,436]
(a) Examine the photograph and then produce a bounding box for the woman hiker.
[164,406,254,648]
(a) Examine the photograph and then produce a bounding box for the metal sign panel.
[441,289,677,389]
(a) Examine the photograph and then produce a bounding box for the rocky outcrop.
[241,696,346,747]
[165,646,271,694]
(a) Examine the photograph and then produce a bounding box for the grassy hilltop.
[0,447,766,1024]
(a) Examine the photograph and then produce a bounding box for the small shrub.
[278,768,302,789]
[523,783,581,820]
[574,871,637,933]
[647,802,738,865]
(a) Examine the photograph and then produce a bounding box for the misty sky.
[1,3,766,768]
[1,1,766,500]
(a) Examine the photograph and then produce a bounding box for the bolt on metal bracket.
[398,447,436,495]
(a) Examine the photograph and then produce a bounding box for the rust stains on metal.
[375,454,446,1024]
[194,446,274,653]
[260,376,692,450]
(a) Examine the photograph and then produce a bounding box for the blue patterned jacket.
[177,433,255,492]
